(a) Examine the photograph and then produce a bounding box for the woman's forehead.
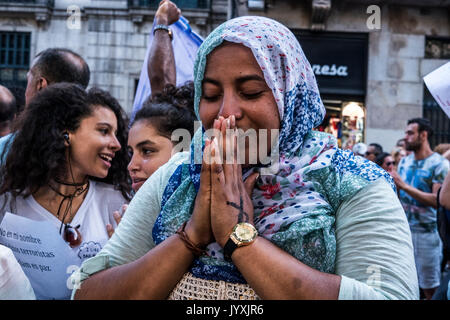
[80,105,117,128]
[205,42,262,75]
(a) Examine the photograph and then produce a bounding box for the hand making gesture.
[207,116,259,248]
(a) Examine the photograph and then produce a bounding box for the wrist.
[184,220,210,248]
[155,15,169,26]
[222,222,258,261]
[176,221,207,257]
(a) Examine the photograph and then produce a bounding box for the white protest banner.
[423,61,450,118]
[0,213,79,300]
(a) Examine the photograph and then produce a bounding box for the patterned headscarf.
[152,16,394,283]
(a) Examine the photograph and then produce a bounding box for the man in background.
[0,48,90,163]
[391,118,449,299]
[365,143,383,162]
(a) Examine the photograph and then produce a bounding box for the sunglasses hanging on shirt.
[48,179,89,248]
[63,224,82,248]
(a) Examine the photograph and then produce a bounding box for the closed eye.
[202,94,222,102]
[241,91,263,99]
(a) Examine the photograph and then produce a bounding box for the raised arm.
[148,0,180,98]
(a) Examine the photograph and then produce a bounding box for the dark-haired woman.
[0,83,131,299]
[376,152,395,174]
[127,82,195,192]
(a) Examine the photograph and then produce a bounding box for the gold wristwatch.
[223,222,258,261]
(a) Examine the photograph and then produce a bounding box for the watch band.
[223,238,238,262]
[153,24,173,40]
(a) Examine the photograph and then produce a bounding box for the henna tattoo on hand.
[226,196,249,223]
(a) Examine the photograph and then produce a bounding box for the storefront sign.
[311,64,348,77]
[293,31,368,96]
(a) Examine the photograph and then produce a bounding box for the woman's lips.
[99,156,112,168]
[131,178,147,191]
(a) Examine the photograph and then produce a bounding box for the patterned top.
[398,152,449,233]
[152,16,394,283]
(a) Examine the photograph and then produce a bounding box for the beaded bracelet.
[176,221,206,257]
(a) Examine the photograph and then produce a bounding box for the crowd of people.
[0,0,448,300]
[353,121,450,300]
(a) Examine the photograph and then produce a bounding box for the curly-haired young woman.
[0,82,131,299]
[127,82,196,192]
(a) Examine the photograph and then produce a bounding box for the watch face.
[234,223,257,243]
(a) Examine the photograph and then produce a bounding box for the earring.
[63,133,70,144]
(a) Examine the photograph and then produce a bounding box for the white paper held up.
[423,61,450,118]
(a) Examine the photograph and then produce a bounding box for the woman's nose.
[127,154,140,172]
[218,91,243,120]
[110,135,121,151]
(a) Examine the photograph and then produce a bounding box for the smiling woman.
[127,82,196,192]
[0,83,131,299]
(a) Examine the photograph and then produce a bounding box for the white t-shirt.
[0,180,127,299]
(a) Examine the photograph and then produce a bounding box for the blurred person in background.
[365,143,383,162]
[352,142,367,157]
[391,118,449,299]
[435,143,450,161]
[8,86,26,116]
[376,152,395,174]
[391,146,407,171]
[0,85,17,137]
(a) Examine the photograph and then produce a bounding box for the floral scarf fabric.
[152,16,394,283]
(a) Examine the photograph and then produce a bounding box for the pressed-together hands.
[185,116,260,250]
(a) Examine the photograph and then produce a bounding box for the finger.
[113,211,122,225]
[220,116,228,163]
[106,224,114,238]
[122,204,128,214]
[232,128,240,188]
[211,118,221,144]
[243,172,260,198]
[211,137,225,186]
[201,138,212,187]
[222,119,235,185]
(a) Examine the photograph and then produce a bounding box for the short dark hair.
[375,152,391,167]
[33,48,90,89]
[407,118,433,139]
[369,143,383,156]
[0,86,17,123]
[7,86,25,116]
[132,82,196,139]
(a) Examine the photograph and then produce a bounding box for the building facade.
[0,0,449,152]
[0,0,229,113]
[247,0,450,152]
